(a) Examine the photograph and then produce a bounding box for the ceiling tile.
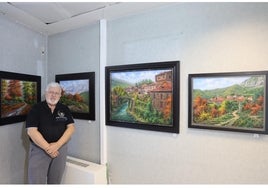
[9,2,116,24]
[0,2,172,35]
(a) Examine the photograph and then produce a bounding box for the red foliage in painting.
[211,106,219,118]
[73,93,83,102]
[257,96,264,106]
[193,96,208,116]
[163,95,172,119]
[250,104,262,115]
[8,80,22,98]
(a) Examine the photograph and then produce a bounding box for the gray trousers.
[28,142,67,184]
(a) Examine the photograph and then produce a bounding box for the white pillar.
[99,19,107,165]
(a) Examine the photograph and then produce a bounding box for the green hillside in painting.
[192,76,265,130]
[111,78,133,89]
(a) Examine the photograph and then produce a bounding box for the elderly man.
[26,82,75,184]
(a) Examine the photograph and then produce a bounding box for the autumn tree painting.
[190,74,266,133]
[1,79,38,118]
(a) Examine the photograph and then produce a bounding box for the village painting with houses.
[110,69,174,127]
[191,75,265,131]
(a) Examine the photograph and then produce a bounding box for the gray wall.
[47,23,100,163]
[107,3,268,183]
[0,16,47,183]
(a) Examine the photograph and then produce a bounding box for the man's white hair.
[45,82,62,92]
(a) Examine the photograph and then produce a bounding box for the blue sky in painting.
[111,69,170,84]
[193,76,251,90]
[60,79,88,95]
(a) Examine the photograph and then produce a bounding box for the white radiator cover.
[61,156,107,184]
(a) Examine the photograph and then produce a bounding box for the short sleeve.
[64,106,75,125]
[25,104,40,128]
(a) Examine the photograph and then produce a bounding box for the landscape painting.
[188,71,268,134]
[56,72,95,120]
[0,71,41,125]
[106,61,180,133]
[59,79,89,113]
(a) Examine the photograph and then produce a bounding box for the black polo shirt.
[26,101,74,143]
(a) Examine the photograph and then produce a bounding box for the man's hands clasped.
[45,143,60,158]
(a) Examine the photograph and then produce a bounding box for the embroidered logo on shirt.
[56,110,68,121]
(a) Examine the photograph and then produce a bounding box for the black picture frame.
[0,71,41,125]
[105,61,180,133]
[55,72,95,120]
[188,71,268,134]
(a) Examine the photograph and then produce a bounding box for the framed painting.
[0,71,41,125]
[55,72,95,120]
[105,61,180,133]
[188,71,268,134]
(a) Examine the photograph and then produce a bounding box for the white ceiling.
[0,2,172,35]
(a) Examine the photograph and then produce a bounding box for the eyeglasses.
[47,91,61,96]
